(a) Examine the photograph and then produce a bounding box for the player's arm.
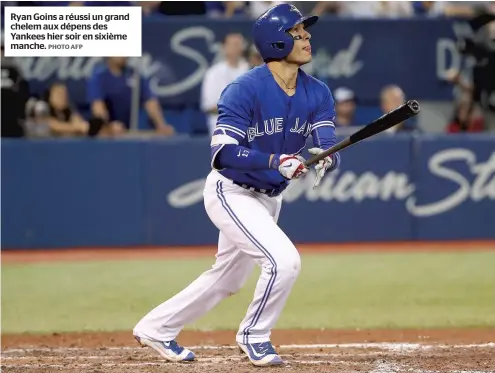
[211,83,273,171]
[309,84,341,186]
[210,83,307,179]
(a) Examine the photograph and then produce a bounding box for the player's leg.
[204,177,300,366]
[133,233,254,336]
[235,193,289,345]
[133,184,256,361]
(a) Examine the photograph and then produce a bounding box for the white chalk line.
[2,342,494,355]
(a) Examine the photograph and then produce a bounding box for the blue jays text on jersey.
[210,64,341,195]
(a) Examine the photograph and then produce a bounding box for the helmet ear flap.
[265,30,294,59]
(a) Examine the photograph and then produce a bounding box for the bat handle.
[304,139,350,167]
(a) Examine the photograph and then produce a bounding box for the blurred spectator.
[470,10,495,131]
[24,97,51,137]
[412,2,446,17]
[87,57,175,136]
[137,1,163,18]
[443,68,484,133]
[290,2,327,17]
[201,33,249,134]
[380,85,417,133]
[443,67,474,97]
[25,1,132,5]
[158,1,206,15]
[312,1,413,18]
[412,1,491,18]
[247,43,264,68]
[32,82,91,138]
[446,93,485,133]
[206,1,247,18]
[1,40,29,138]
[77,1,132,6]
[333,87,357,127]
[248,1,285,19]
[447,11,495,131]
[412,2,448,17]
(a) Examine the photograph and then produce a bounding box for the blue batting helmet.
[252,4,318,61]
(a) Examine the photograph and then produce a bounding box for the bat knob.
[407,100,421,114]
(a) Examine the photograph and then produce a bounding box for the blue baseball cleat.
[134,335,195,362]
[237,341,284,366]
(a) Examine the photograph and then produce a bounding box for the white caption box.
[4,6,142,57]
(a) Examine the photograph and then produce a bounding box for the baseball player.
[133,4,341,367]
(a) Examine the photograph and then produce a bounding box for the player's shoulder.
[300,69,331,96]
[232,64,272,88]
[221,65,270,99]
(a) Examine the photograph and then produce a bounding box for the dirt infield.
[2,329,495,373]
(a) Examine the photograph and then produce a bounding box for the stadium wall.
[3,134,494,249]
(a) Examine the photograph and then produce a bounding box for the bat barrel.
[304,100,421,167]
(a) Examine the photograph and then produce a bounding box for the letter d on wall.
[436,38,461,80]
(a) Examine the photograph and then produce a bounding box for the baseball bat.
[304,100,421,167]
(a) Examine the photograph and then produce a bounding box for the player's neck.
[267,61,299,89]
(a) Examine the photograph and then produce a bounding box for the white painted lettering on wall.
[167,149,495,218]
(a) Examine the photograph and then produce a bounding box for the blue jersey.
[210,64,339,195]
[87,64,155,128]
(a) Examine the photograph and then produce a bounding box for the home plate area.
[2,342,495,373]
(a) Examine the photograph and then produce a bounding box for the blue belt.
[231,180,281,197]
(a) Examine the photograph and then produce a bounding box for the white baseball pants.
[134,170,301,344]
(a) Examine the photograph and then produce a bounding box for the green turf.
[2,251,494,334]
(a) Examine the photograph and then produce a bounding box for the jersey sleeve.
[210,82,253,170]
[311,84,341,171]
[311,84,337,149]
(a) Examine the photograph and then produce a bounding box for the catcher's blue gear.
[252,4,318,61]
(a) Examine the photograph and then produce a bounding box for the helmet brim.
[301,15,319,29]
[286,15,318,31]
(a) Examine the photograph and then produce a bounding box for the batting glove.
[270,154,309,180]
[308,148,339,188]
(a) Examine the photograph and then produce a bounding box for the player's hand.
[271,154,309,180]
[308,148,335,188]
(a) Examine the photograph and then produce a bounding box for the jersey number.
[237,149,249,158]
